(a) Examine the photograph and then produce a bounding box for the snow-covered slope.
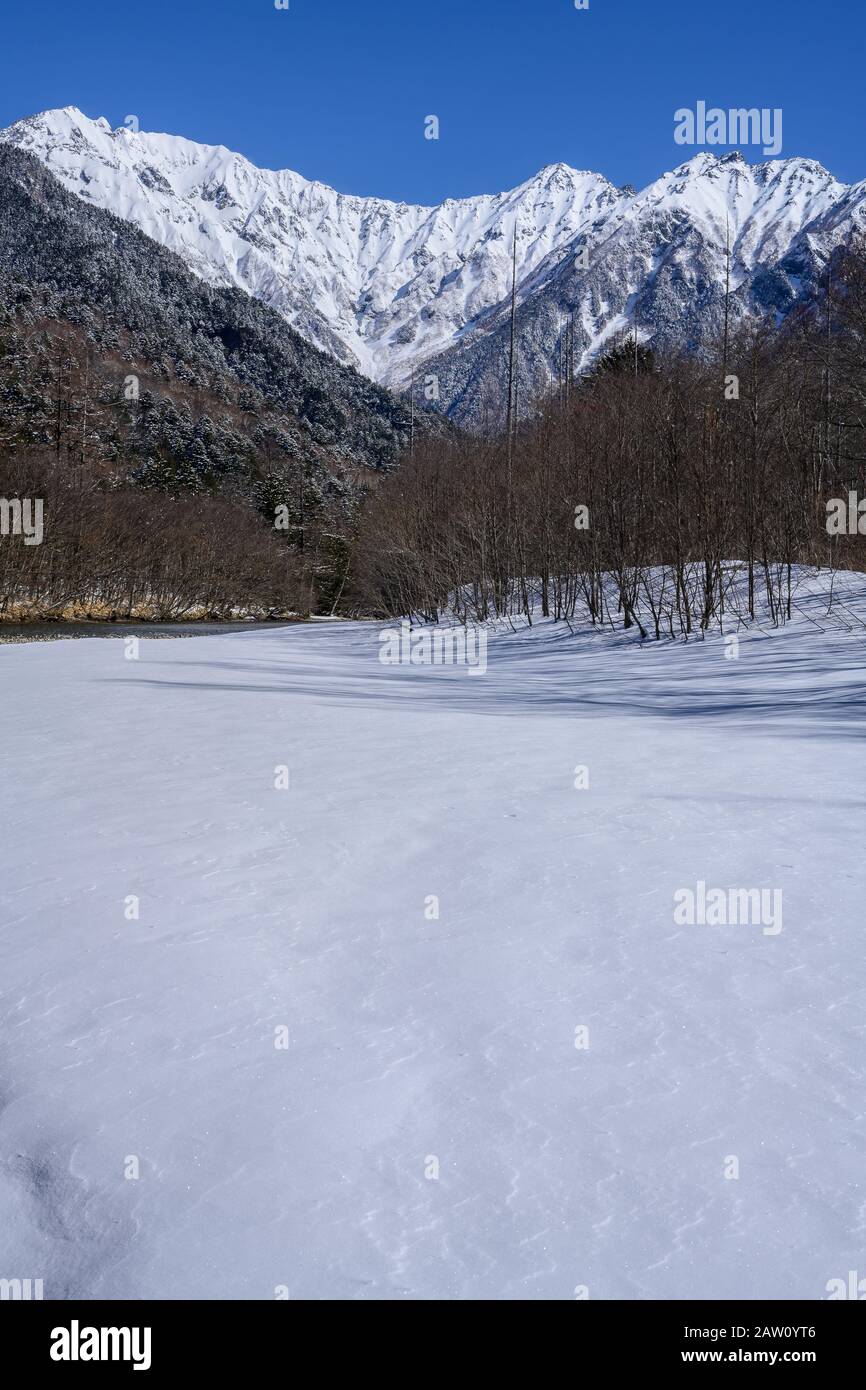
[0,107,617,385]
[426,151,866,423]
[3,108,865,417]
[1,571,864,1298]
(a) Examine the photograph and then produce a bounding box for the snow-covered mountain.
[425,151,866,424]
[3,107,865,423]
[0,107,617,386]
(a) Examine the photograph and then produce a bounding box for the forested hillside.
[0,145,447,618]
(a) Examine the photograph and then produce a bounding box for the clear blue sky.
[1,0,861,202]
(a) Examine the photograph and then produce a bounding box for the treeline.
[351,242,866,634]
[0,323,357,620]
[0,455,312,621]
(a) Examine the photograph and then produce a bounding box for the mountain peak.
[533,160,601,187]
[538,161,578,178]
[0,106,860,411]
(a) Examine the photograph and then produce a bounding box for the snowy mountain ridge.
[3,107,865,418]
[0,107,618,385]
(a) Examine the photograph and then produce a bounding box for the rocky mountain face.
[3,108,866,427]
[0,142,422,489]
[0,108,619,394]
[424,152,866,425]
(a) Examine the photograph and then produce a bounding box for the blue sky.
[1,0,862,202]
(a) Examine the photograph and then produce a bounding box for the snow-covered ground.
[1,577,865,1300]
